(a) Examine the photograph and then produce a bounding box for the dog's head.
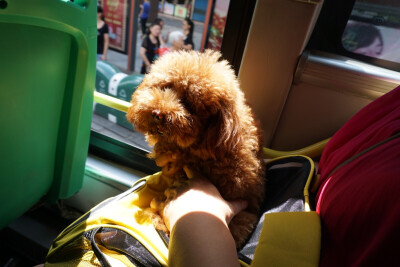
[127,50,244,158]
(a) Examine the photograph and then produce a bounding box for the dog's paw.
[164,178,190,200]
[143,207,169,233]
[164,187,178,200]
[151,150,183,177]
[154,152,178,166]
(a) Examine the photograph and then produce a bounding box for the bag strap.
[326,131,400,178]
[90,227,112,267]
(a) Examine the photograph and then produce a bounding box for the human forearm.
[168,213,240,267]
[140,48,151,67]
[163,175,246,267]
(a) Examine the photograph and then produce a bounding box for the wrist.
[164,189,230,231]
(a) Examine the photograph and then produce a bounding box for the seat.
[0,0,96,229]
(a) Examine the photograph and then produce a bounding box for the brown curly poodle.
[126,50,265,248]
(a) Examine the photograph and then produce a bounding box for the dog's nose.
[152,110,163,122]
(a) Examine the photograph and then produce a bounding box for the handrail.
[94,91,131,113]
[94,91,329,159]
[293,0,321,5]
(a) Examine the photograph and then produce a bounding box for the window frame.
[307,0,400,72]
[89,130,159,175]
[220,0,257,75]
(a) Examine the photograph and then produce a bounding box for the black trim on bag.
[90,179,147,215]
[238,252,252,265]
[89,227,112,267]
[156,229,170,248]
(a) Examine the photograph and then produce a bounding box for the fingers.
[183,167,247,211]
[154,153,170,167]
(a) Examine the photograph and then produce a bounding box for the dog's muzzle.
[152,111,164,135]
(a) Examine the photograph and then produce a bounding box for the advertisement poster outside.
[342,2,400,63]
[343,20,400,63]
[103,0,128,53]
[174,5,187,18]
[163,2,174,16]
[207,0,230,50]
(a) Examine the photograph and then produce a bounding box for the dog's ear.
[203,104,240,159]
[184,82,241,158]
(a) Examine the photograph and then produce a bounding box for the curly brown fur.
[127,50,265,248]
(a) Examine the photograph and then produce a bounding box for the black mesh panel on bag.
[238,156,314,262]
[95,227,163,267]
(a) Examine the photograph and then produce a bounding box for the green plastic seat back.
[0,0,96,229]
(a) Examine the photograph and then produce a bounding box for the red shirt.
[316,85,400,266]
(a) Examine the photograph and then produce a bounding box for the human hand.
[162,169,248,231]
[101,55,107,61]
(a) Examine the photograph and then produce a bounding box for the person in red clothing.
[316,85,400,266]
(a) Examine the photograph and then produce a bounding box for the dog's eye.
[180,98,194,115]
[160,85,171,91]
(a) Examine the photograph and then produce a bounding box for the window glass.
[92,0,229,162]
[94,1,205,154]
[92,107,151,151]
[342,0,400,62]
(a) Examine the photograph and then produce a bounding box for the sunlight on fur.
[127,50,265,248]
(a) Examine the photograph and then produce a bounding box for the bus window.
[91,1,236,172]
[342,0,400,62]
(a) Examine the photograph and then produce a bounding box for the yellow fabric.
[47,158,321,267]
[98,244,136,267]
[251,212,321,267]
[240,260,251,267]
[45,235,102,267]
[46,172,171,266]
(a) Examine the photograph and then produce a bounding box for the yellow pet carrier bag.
[45,155,321,267]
